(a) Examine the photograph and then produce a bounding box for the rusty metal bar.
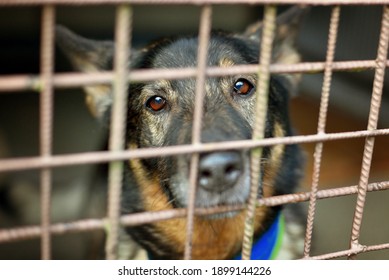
[105,4,132,260]
[305,243,389,260]
[349,5,389,259]
[1,0,389,7]
[0,129,388,173]
[39,4,56,260]
[242,5,276,260]
[184,4,212,260]
[3,60,389,92]
[1,180,388,244]
[303,6,340,258]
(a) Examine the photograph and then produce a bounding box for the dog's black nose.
[198,152,242,192]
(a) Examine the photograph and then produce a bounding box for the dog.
[56,6,306,260]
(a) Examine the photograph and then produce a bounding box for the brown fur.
[130,155,269,259]
[128,128,287,260]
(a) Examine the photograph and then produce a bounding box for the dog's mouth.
[169,151,259,219]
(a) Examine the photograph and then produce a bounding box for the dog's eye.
[146,96,167,112]
[233,79,254,96]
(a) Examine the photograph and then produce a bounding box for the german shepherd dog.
[56,6,306,260]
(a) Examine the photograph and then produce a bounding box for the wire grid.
[0,0,388,260]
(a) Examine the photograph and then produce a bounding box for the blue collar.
[234,212,284,260]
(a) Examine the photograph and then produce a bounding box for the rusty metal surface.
[303,5,341,258]
[1,181,388,241]
[184,4,213,260]
[241,5,277,260]
[39,5,56,260]
[0,129,389,173]
[1,180,388,260]
[348,5,389,259]
[2,60,389,92]
[305,242,389,260]
[104,4,132,260]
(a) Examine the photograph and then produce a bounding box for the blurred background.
[0,4,388,259]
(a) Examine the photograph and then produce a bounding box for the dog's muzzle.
[198,151,243,193]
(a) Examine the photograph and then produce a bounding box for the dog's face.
[132,36,259,212]
[56,7,305,259]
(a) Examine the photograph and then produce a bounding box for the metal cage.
[0,0,389,260]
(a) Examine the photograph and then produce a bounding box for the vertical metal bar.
[349,5,389,259]
[105,4,132,260]
[184,5,212,260]
[241,5,276,260]
[303,6,341,258]
[39,4,55,260]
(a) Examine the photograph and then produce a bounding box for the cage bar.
[241,5,277,260]
[306,242,389,260]
[3,60,389,93]
[1,180,388,246]
[303,5,340,258]
[348,5,389,259]
[39,4,56,260]
[0,129,389,173]
[184,4,213,260]
[104,4,133,260]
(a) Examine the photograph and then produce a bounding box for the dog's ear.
[56,25,116,120]
[240,6,308,96]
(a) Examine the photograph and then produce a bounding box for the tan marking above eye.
[219,57,235,68]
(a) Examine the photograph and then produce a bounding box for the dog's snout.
[198,152,242,192]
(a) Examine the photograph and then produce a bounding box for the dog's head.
[56,6,305,259]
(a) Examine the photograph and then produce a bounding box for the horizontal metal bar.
[0,180,388,244]
[0,60,387,92]
[305,242,389,260]
[1,0,389,7]
[0,128,388,173]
